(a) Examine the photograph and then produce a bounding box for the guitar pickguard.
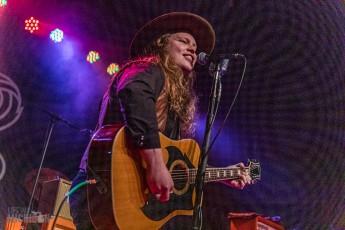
[141,145,195,221]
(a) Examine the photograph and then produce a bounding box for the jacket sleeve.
[116,63,165,149]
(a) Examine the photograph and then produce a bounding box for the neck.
[187,167,248,184]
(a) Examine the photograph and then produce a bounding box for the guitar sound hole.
[171,163,188,190]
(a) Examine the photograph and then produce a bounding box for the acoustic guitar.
[87,124,261,230]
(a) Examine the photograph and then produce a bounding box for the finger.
[236,162,245,168]
[246,175,252,184]
[152,187,161,196]
[239,174,248,184]
[237,179,245,189]
[159,189,171,202]
[231,179,242,189]
[241,173,252,184]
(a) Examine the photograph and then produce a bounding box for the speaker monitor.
[38,178,73,220]
[229,213,285,230]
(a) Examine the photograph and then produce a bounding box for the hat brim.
[130,12,215,58]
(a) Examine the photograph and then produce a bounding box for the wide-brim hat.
[130,12,215,58]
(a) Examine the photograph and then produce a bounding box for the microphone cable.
[201,54,247,160]
[50,179,97,230]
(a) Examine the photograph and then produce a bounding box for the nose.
[188,45,196,54]
[187,46,197,60]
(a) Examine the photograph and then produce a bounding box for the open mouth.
[184,55,194,64]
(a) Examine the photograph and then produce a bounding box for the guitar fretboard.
[187,167,249,184]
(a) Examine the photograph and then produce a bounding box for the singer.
[69,12,252,230]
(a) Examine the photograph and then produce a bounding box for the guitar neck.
[188,167,249,184]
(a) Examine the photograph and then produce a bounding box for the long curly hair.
[140,33,198,137]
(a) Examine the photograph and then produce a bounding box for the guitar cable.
[87,165,108,194]
[50,179,97,230]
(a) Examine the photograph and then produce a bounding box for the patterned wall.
[0,0,344,229]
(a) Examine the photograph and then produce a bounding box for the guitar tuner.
[247,159,261,183]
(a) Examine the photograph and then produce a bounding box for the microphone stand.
[26,109,93,217]
[191,59,230,230]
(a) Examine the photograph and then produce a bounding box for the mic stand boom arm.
[192,59,229,230]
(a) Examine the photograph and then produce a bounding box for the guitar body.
[87,124,124,230]
[87,125,201,230]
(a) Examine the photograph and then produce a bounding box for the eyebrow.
[176,35,197,48]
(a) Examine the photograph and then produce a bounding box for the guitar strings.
[170,167,249,184]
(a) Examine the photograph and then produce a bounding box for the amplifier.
[229,213,285,230]
[38,178,73,220]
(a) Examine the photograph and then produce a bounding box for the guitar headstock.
[247,159,261,183]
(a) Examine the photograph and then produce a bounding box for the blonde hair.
[141,34,198,137]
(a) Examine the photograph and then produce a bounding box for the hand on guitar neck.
[218,162,253,189]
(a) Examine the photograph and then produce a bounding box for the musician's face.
[165,32,197,75]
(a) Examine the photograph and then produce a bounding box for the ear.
[156,33,171,46]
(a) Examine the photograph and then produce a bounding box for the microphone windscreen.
[197,52,208,65]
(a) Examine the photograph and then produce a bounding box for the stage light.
[86,51,100,64]
[107,63,120,75]
[0,0,7,7]
[50,28,64,43]
[24,17,39,33]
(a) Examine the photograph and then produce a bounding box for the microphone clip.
[208,59,230,77]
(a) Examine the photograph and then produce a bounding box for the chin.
[182,68,193,76]
[182,66,193,75]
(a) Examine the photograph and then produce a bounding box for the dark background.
[0,0,345,229]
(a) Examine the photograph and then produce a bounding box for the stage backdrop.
[0,0,345,229]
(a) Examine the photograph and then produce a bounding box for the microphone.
[197,52,243,65]
[41,109,63,121]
